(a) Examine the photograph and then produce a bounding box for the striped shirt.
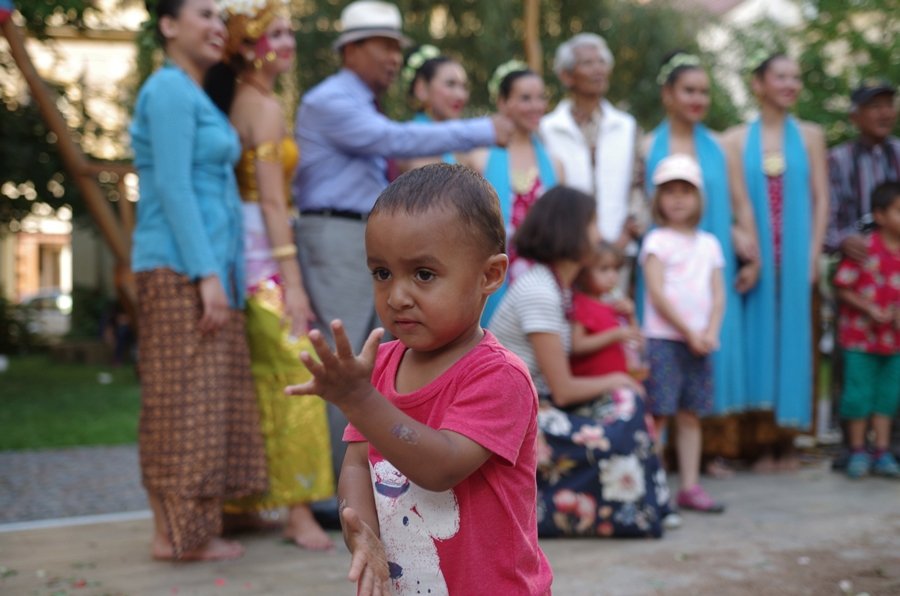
[826,136,900,252]
[489,264,571,397]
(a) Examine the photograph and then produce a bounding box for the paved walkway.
[1,446,899,595]
[0,446,146,523]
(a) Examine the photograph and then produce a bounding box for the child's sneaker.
[662,511,683,530]
[845,451,871,479]
[676,485,725,513]
[871,452,900,478]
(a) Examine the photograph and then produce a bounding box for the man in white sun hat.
[292,0,513,480]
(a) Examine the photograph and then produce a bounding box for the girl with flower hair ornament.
[395,45,471,174]
[461,60,564,325]
[721,52,829,472]
[205,0,336,550]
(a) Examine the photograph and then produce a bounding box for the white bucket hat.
[332,1,413,51]
[651,153,704,192]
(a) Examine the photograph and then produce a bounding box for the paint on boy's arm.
[391,423,420,445]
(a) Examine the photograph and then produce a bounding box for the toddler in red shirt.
[570,242,645,380]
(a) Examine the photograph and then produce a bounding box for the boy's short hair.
[371,163,505,257]
[514,185,597,264]
[871,181,900,213]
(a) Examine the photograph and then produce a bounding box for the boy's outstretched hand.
[284,320,384,409]
[342,505,390,596]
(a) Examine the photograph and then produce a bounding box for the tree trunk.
[523,0,542,74]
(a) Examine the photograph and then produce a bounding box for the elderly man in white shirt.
[540,34,645,270]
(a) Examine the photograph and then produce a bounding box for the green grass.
[0,355,140,450]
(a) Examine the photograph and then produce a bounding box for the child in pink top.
[640,154,726,514]
[286,164,552,595]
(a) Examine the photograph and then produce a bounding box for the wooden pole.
[523,0,542,74]
[1,16,137,318]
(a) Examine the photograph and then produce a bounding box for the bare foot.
[152,536,244,562]
[752,454,778,474]
[775,455,801,473]
[705,457,736,479]
[284,504,335,551]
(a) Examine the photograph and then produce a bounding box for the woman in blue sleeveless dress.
[463,61,563,325]
[722,53,829,471]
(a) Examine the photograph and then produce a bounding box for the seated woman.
[490,186,673,538]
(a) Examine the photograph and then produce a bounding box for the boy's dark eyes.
[371,268,391,281]
[370,268,435,282]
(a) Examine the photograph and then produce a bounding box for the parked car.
[19,290,72,338]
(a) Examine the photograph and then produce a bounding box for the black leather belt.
[300,208,368,221]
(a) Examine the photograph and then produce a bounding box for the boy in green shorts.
[833,181,900,479]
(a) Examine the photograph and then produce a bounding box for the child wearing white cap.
[640,153,727,514]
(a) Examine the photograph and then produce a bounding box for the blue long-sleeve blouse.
[129,63,245,308]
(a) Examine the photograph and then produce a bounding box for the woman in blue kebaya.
[396,45,470,174]
[464,61,563,325]
[722,53,829,471]
[642,51,761,475]
[130,0,266,562]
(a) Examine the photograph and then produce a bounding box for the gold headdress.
[219,0,290,61]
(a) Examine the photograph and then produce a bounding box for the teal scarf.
[643,121,747,414]
[742,116,812,429]
[481,137,557,325]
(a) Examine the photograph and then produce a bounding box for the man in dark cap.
[826,80,900,464]
[827,80,899,260]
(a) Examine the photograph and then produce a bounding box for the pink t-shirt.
[344,332,553,595]
[639,228,724,341]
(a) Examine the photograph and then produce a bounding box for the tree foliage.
[0,0,93,223]
[13,0,90,38]
[793,0,900,144]
[0,62,79,223]
[12,0,900,228]
[287,0,736,131]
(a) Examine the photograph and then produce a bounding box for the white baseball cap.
[651,153,704,192]
[332,1,413,51]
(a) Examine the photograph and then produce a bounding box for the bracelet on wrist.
[271,244,297,260]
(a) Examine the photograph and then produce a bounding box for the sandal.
[676,485,725,513]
